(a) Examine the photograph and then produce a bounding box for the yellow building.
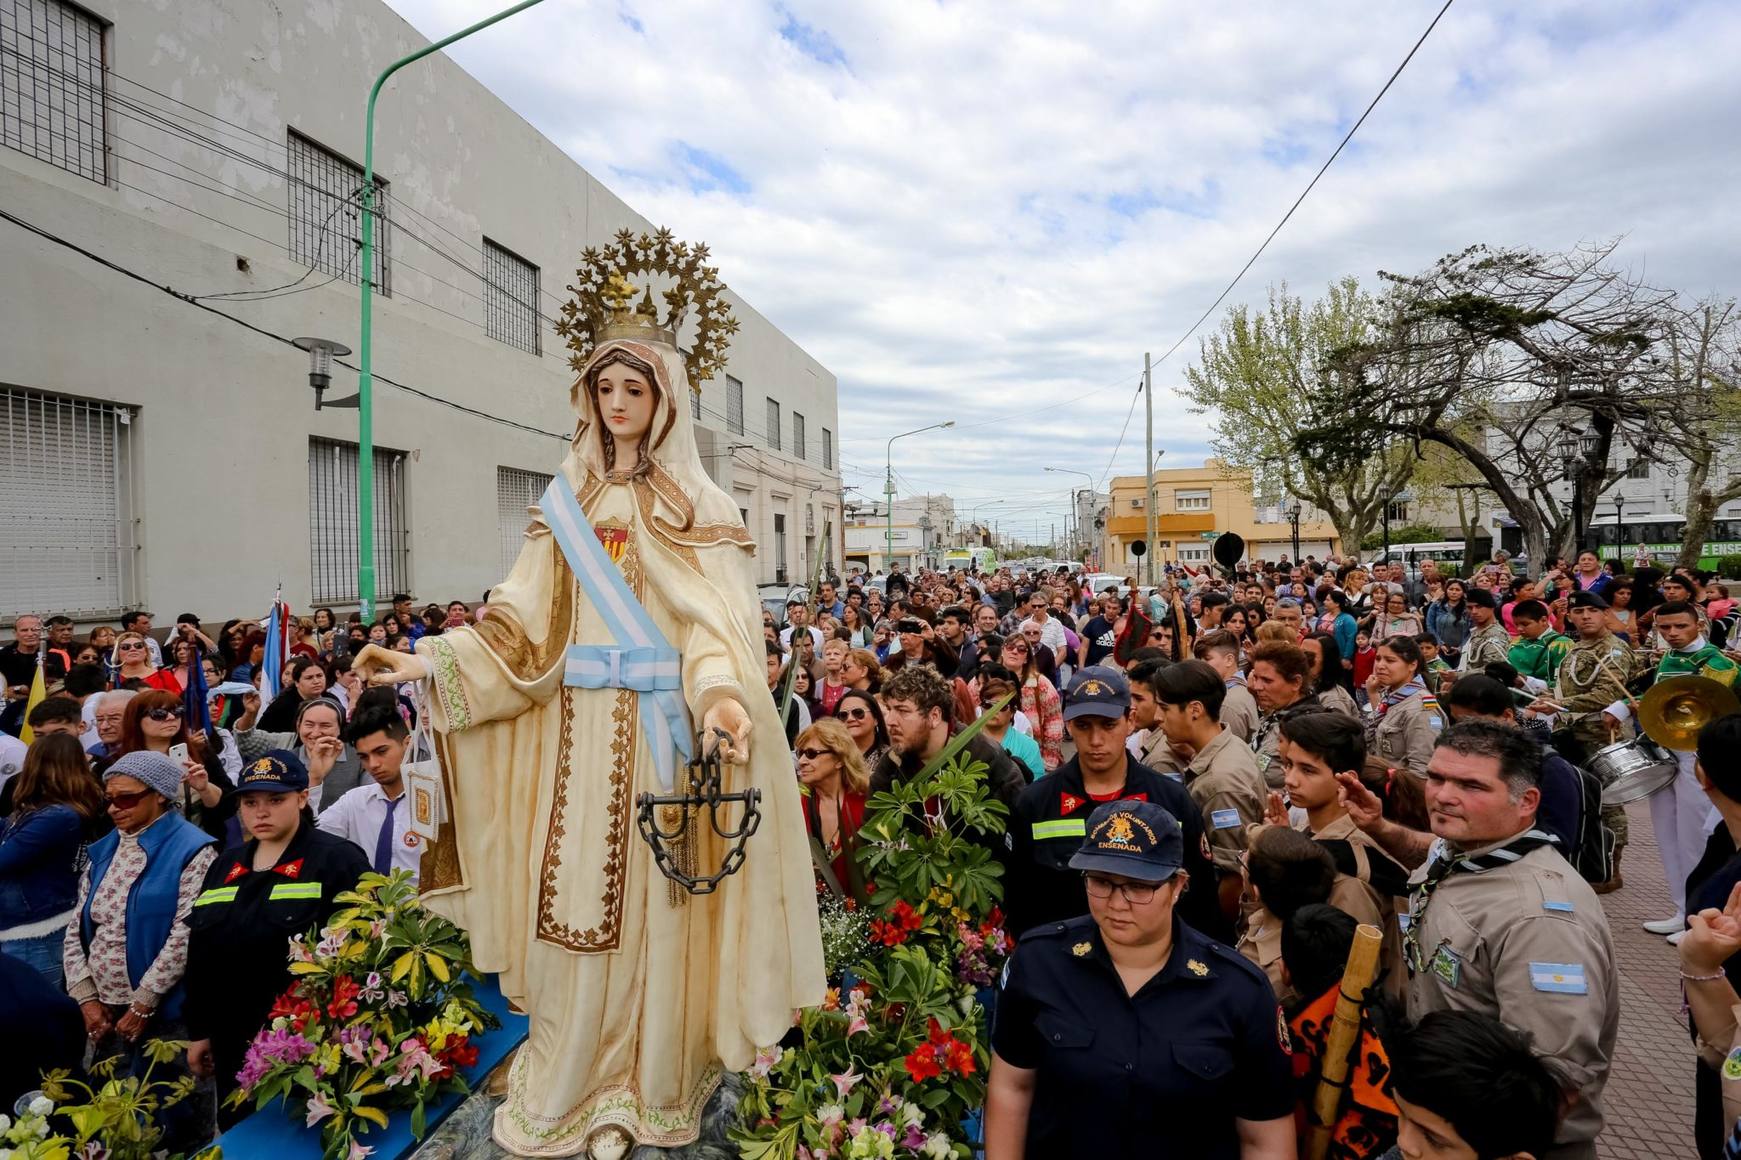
[1100,460,1341,570]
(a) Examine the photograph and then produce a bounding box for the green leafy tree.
[1182,278,1415,553]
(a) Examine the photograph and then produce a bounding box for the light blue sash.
[541,478,692,791]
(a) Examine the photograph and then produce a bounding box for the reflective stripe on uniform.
[268,882,323,901]
[194,885,239,907]
[1032,818,1087,841]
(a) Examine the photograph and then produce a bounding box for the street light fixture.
[1286,501,1303,563]
[1557,425,1602,551]
[293,337,356,410]
[886,421,954,573]
[1044,467,1095,562]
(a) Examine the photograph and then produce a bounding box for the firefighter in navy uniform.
[182,751,371,1118]
[987,800,1295,1159]
[1005,666,1224,941]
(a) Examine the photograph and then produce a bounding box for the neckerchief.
[1403,828,1558,976]
[1376,677,1426,717]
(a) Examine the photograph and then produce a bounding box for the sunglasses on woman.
[1003,644,1029,654]
[145,706,185,721]
[105,788,154,810]
[836,707,870,722]
[117,642,147,652]
[796,747,830,761]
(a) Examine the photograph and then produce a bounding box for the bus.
[1365,542,1469,576]
[1588,513,1741,568]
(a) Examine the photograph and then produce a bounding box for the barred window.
[308,437,409,604]
[497,466,553,576]
[483,239,540,355]
[822,427,833,470]
[726,376,744,436]
[0,387,134,618]
[0,0,107,183]
[286,130,389,294]
[766,398,782,451]
[793,412,806,461]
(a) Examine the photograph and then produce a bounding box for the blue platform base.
[215,977,527,1160]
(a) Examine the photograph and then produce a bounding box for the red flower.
[869,919,909,947]
[903,1047,943,1084]
[326,975,361,1020]
[890,900,923,931]
[441,1036,479,1070]
[944,1038,976,1077]
[986,906,1005,929]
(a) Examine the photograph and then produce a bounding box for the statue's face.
[595,361,656,447]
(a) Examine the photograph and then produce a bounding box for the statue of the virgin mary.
[354,232,824,1158]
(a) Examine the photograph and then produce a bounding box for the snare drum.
[1592,736,1678,806]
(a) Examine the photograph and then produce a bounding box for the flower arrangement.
[18,1042,220,1160]
[228,870,499,1160]
[735,708,1013,1160]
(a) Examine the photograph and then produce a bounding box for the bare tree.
[1660,298,1741,568]
[1302,242,1686,567]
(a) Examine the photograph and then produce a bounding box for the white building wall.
[0,0,838,625]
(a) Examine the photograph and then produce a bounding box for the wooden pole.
[1307,922,1383,1160]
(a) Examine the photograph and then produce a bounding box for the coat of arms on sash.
[594,519,629,563]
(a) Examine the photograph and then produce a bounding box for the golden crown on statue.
[555,227,740,389]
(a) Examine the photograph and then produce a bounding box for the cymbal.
[1639,675,1741,752]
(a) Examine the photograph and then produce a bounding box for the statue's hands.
[702,697,753,766]
[352,643,430,687]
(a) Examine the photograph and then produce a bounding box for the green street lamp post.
[884,422,954,573]
[354,0,548,619]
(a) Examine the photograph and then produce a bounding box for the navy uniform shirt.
[992,914,1293,1158]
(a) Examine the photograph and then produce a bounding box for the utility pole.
[1143,352,1157,585]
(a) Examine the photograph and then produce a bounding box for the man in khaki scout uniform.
[1153,659,1267,923]
[1404,720,1617,1160]
[1193,630,1259,742]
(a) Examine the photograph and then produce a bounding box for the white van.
[1364,542,1466,578]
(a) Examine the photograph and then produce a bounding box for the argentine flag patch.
[1211,808,1242,830]
[1529,962,1587,994]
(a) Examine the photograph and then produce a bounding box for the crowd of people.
[5,546,1741,1156]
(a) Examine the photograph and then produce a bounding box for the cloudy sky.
[392,0,1740,546]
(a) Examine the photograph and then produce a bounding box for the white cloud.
[391,0,1741,542]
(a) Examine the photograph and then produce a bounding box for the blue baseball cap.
[236,749,309,795]
[1063,665,1131,722]
[1068,800,1186,883]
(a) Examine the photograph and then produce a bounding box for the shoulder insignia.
[1072,941,1093,957]
[1059,791,1084,816]
[1542,899,1573,913]
[1529,962,1588,994]
[1187,958,1209,976]
[223,861,248,884]
[275,858,304,879]
[1276,1005,1292,1053]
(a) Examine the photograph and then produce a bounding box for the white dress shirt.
[316,780,422,883]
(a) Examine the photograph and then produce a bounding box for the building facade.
[843,494,960,573]
[1100,460,1340,572]
[0,0,839,627]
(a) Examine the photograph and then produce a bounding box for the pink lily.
[304,1090,337,1128]
[830,1067,863,1098]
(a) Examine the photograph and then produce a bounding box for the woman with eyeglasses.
[833,690,889,772]
[62,751,217,1145]
[112,630,179,695]
[986,799,1294,1159]
[794,719,871,903]
[111,689,237,842]
[999,634,1063,773]
[1,733,108,985]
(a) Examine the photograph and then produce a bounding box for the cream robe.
[413,342,822,1155]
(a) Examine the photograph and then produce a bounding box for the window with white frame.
[1175,489,1211,512]
[496,466,553,576]
[793,412,806,461]
[1627,458,1650,480]
[0,0,107,183]
[1179,544,1210,563]
[726,376,744,435]
[482,239,540,355]
[308,437,409,603]
[766,398,782,451]
[822,427,834,470]
[287,130,389,294]
[0,387,134,618]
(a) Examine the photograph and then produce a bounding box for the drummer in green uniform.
[1507,599,1572,691]
[1605,601,1738,939]
[1531,590,1637,893]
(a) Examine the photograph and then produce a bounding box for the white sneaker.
[1667,929,1687,946]
[1642,915,1687,935]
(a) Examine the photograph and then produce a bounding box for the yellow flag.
[17,659,45,745]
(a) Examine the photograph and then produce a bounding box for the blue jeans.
[2,930,65,988]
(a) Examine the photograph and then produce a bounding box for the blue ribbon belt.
[541,478,692,791]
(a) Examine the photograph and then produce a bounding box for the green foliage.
[23,1042,212,1160]
[1358,524,1446,551]
[1718,555,1741,581]
[226,871,499,1160]
[732,715,1014,1160]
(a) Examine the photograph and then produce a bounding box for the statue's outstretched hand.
[353,643,430,687]
[703,698,753,766]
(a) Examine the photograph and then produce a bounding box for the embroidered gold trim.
[534,536,642,954]
[425,637,472,732]
[503,1051,721,1148]
[418,730,465,894]
[471,540,575,684]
